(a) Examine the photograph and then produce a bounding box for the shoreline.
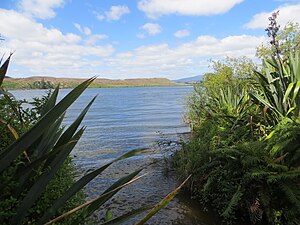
[4,83,189,90]
[2,77,190,90]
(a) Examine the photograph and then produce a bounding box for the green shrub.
[0,91,86,224]
[175,15,300,225]
[175,121,300,224]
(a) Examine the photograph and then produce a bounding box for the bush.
[174,119,300,224]
[0,91,86,224]
[174,16,300,225]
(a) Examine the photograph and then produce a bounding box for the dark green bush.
[174,119,300,224]
[0,92,85,224]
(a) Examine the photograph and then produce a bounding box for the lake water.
[11,86,217,225]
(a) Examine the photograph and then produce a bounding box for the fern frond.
[268,169,300,183]
[266,161,289,172]
[250,170,276,179]
[222,186,243,218]
[280,182,300,210]
[241,155,264,167]
[202,175,215,193]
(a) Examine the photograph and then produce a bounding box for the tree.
[202,56,257,93]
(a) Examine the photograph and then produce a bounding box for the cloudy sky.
[1,0,300,79]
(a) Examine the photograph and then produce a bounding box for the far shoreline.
[8,84,192,91]
[3,77,192,90]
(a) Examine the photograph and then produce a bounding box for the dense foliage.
[175,14,300,225]
[0,90,86,224]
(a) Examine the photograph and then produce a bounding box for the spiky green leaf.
[37,148,146,224]
[0,77,95,172]
[11,128,85,224]
[0,54,12,86]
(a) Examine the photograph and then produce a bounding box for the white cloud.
[140,23,162,36]
[138,0,244,19]
[74,23,92,36]
[244,4,300,29]
[96,14,105,21]
[19,0,64,19]
[174,29,190,38]
[103,34,266,79]
[1,9,80,45]
[74,23,108,45]
[1,7,265,79]
[1,6,266,79]
[0,9,114,77]
[97,5,130,21]
[85,34,108,45]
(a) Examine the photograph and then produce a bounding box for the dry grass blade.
[44,173,149,225]
[0,119,19,140]
[0,119,30,162]
[135,174,191,225]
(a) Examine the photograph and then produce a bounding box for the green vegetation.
[174,12,300,225]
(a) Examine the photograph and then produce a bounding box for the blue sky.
[1,0,300,79]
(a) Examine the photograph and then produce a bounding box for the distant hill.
[173,75,203,83]
[2,76,180,90]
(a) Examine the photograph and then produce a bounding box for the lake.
[11,86,217,225]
